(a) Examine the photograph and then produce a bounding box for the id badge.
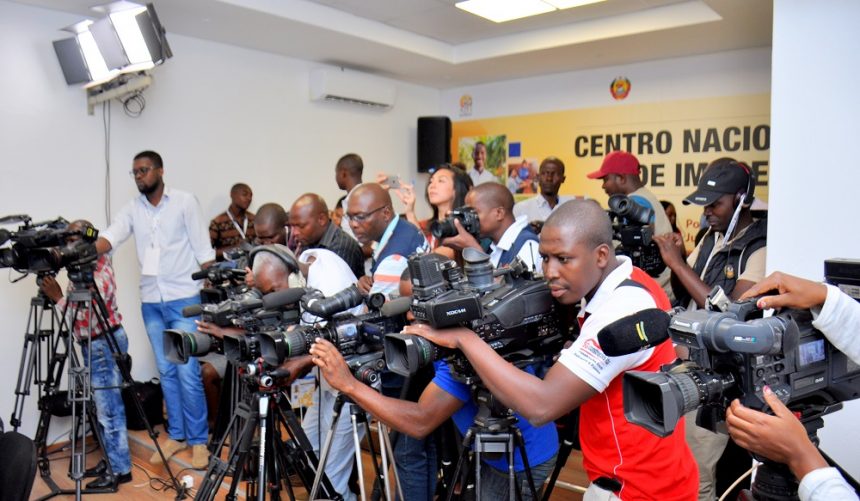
[142,246,160,275]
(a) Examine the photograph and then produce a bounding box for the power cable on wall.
[103,100,111,225]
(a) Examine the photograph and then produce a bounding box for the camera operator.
[346,182,428,298]
[289,193,365,281]
[40,220,132,489]
[653,158,767,500]
[197,244,364,500]
[94,150,214,469]
[209,183,255,262]
[513,156,574,225]
[723,272,860,501]
[310,274,559,500]
[442,182,541,271]
[346,182,437,500]
[586,150,674,300]
[403,200,699,500]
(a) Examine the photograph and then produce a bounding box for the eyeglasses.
[129,166,155,178]
[346,205,387,223]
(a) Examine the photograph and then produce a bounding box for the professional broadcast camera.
[429,206,481,240]
[606,195,666,277]
[622,288,860,438]
[384,248,564,382]
[257,288,409,385]
[0,215,98,274]
[163,288,300,364]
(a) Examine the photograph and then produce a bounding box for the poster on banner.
[458,134,507,184]
[290,375,317,410]
[451,94,770,250]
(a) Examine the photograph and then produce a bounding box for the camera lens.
[430,219,457,239]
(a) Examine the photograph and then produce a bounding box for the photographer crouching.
[399,200,698,500]
[39,220,132,489]
[196,243,364,500]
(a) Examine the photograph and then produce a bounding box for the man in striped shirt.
[40,220,132,489]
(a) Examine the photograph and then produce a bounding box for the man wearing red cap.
[587,150,674,299]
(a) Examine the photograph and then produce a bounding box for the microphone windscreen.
[261,288,307,310]
[381,297,412,318]
[0,229,10,246]
[182,304,203,318]
[191,269,209,281]
[597,308,671,357]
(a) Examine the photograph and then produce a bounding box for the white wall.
[441,47,772,120]
[770,0,860,479]
[0,0,439,438]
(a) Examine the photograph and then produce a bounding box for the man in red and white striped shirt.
[40,220,132,490]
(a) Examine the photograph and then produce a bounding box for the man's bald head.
[346,183,393,245]
[544,199,613,250]
[289,193,331,247]
[470,182,514,213]
[255,203,288,245]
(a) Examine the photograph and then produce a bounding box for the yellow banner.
[452,93,770,248]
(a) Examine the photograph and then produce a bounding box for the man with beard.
[95,150,215,470]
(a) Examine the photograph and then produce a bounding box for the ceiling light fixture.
[456,0,607,23]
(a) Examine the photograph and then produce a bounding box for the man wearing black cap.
[653,157,767,500]
[653,157,766,309]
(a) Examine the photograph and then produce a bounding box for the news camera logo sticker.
[610,77,631,101]
[459,94,473,117]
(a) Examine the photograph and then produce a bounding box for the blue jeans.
[141,297,208,445]
[478,453,556,501]
[392,432,437,501]
[81,327,132,475]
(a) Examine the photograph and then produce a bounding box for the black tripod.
[194,369,343,501]
[13,265,188,500]
[737,406,860,501]
[446,387,539,501]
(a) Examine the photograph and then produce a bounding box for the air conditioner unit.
[309,68,396,109]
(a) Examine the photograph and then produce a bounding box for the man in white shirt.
[513,156,575,224]
[468,141,500,186]
[96,150,215,469]
[443,182,541,271]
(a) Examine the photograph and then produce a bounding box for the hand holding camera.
[739,271,828,311]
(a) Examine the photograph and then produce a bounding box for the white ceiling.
[13,0,773,88]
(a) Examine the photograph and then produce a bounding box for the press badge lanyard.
[226,208,248,240]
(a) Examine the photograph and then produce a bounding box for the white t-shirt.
[556,257,656,392]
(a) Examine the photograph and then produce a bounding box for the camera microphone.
[597,308,671,357]
[0,229,10,246]
[191,269,209,281]
[261,288,308,311]
[182,304,204,318]
[380,296,412,318]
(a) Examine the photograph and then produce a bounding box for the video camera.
[163,288,301,364]
[606,195,666,277]
[0,215,98,274]
[384,248,564,382]
[623,288,860,437]
[257,290,410,385]
[429,206,480,240]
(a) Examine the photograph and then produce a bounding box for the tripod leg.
[513,429,539,501]
[309,395,347,501]
[447,429,475,501]
[257,395,269,501]
[378,423,404,501]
